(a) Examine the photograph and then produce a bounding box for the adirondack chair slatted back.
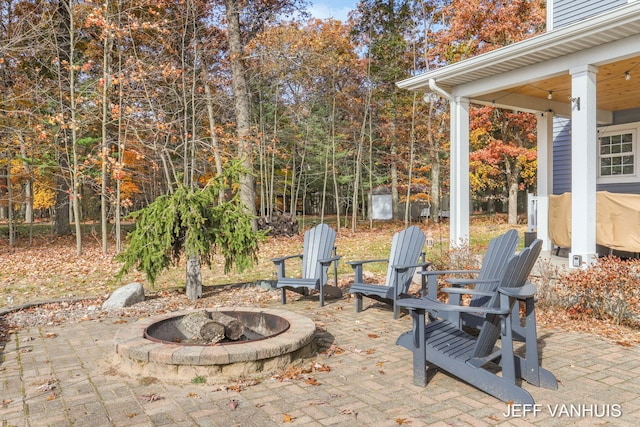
[302,224,336,283]
[472,239,542,358]
[385,226,426,296]
[469,229,520,308]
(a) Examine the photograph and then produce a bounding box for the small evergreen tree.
[117,163,262,300]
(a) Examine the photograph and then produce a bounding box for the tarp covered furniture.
[396,239,557,404]
[420,229,519,329]
[347,225,429,319]
[272,223,340,307]
[549,191,640,253]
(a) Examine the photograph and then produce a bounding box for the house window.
[598,123,640,184]
[599,132,634,177]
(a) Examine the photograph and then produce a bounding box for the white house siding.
[552,0,628,29]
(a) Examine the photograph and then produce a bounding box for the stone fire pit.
[113,307,316,382]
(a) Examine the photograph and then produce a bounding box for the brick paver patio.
[2,290,640,426]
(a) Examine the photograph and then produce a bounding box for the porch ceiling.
[502,56,640,112]
[397,2,640,114]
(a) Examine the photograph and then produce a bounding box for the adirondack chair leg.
[355,294,363,312]
[319,271,324,307]
[522,296,541,386]
[281,288,287,304]
[410,308,427,387]
[500,295,517,384]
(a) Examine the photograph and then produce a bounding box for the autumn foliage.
[556,257,640,326]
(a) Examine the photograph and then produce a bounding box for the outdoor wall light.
[569,96,581,111]
[547,91,553,100]
[625,71,631,81]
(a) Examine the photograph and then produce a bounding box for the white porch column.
[569,64,598,267]
[536,111,554,252]
[450,96,470,246]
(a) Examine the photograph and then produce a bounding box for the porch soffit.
[397,2,640,113]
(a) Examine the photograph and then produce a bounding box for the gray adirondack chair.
[421,229,519,329]
[272,223,340,307]
[396,239,558,405]
[347,226,430,319]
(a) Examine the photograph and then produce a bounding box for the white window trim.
[597,122,640,184]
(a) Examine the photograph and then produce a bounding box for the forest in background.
[0,0,545,254]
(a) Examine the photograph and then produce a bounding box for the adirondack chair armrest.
[396,297,510,315]
[499,282,537,299]
[271,254,303,264]
[346,259,389,267]
[318,255,341,265]
[347,259,388,284]
[445,278,500,287]
[440,287,494,297]
[419,269,481,298]
[272,254,303,279]
[390,261,431,272]
[419,269,479,277]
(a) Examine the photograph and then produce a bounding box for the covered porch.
[397,2,640,267]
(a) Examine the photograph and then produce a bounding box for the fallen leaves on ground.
[341,408,358,418]
[139,393,163,402]
[321,344,344,356]
[305,377,321,386]
[282,414,296,423]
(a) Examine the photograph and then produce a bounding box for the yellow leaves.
[395,418,412,425]
[283,414,296,423]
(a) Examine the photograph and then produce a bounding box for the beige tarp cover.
[548,191,640,252]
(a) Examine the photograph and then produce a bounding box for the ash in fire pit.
[144,310,289,345]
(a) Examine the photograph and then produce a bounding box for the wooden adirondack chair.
[421,229,519,329]
[272,223,340,307]
[347,226,430,319]
[396,239,558,405]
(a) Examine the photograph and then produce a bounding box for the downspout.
[428,79,454,102]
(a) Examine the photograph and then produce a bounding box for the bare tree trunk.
[390,143,399,220]
[225,0,256,225]
[6,147,15,248]
[352,89,371,232]
[19,132,33,225]
[369,109,374,229]
[100,0,113,254]
[67,1,82,256]
[507,161,520,225]
[186,254,202,301]
[330,95,340,230]
[204,83,223,202]
[321,145,329,223]
[404,93,418,227]
[54,159,71,235]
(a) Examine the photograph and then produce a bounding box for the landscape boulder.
[102,282,145,309]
